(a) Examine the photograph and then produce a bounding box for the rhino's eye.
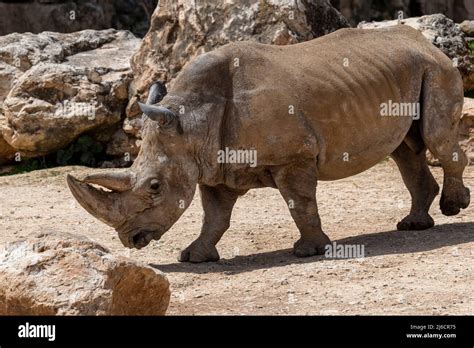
[149,179,161,192]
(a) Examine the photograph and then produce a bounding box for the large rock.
[459,20,474,37]
[0,29,140,159]
[0,232,170,315]
[358,14,474,91]
[0,114,15,165]
[126,0,350,135]
[0,136,16,165]
[458,98,474,165]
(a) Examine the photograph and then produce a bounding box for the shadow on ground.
[151,222,474,275]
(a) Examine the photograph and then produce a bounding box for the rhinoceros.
[67,25,470,262]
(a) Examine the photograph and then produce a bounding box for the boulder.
[106,128,141,160]
[126,0,350,135]
[0,114,15,165]
[0,232,170,315]
[459,20,474,37]
[0,60,21,164]
[458,99,474,165]
[358,14,474,91]
[0,136,15,165]
[0,29,140,160]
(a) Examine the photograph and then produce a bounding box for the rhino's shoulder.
[182,41,274,79]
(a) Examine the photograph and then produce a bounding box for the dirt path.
[0,160,473,315]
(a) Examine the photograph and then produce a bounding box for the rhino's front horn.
[67,174,126,228]
[83,171,134,192]
[138,102,176,127]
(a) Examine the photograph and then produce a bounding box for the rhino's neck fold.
[164,93,230,187]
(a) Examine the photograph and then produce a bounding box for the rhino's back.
[217,26,455,180]
[223,25,445,85]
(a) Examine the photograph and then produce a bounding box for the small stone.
[460,20,474,36]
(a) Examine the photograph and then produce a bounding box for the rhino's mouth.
[120,228,164,249]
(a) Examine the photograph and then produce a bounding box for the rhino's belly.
[317,149,397,181]
[315,117,411,180]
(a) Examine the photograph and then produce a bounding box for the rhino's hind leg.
[271,164,331,257]
[425,137,470,216]
[391,141,439,230]
[179,185,240,263]
[421,69,470,216]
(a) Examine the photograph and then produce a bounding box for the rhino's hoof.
[293,236,330,257]
[397,214,434,231]
[440,187,470,216]
[178,240,220,263]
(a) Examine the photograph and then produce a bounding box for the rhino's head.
[67,96,199,249]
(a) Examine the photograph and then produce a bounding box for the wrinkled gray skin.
[68,26,470,262]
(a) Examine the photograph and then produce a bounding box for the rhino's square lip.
[118,227,165,249]
[132,230,155,249]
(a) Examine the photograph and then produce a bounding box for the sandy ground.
[0,160,473,315]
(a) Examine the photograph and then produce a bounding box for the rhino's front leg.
[179,184,240,263]
[271,164,331,257]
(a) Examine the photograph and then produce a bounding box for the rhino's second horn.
[138,102,176,127]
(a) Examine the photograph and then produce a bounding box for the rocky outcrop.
[0,29,140,161]
[0,136,15,165]
[0,232,170,315]
[126,0,350,135]
[460,98,474,165]
[0,0,157,38]
[358,14,474,91]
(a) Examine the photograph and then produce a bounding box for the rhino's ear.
[138,102,177,128]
